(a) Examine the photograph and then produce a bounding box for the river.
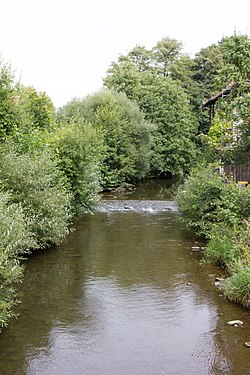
[0,179,249,375]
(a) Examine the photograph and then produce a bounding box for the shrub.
[176,165,226,236]
[224,268,250,308]
[0,191,34,330]
[48,121,104,215]
[0,59,17,140]
[58,90,155,188]
[0,145,72,247]
[204,225,238,268]
[176,164,248,237]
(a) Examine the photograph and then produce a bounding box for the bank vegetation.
[0,32,250,330]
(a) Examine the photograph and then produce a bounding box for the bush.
[0,145,72,247]
[176,165,226,236]
[0,191,34,330]
[48,121,104,215]
[0,59,17,140]
[176,164,248,237]
[58,90,155,187]
[224,268,250,308]
[204,224,239,268]
[177,165,250,308]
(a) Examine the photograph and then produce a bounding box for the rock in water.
[226,320,243,327]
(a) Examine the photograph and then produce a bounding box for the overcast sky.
[1,0,250,107]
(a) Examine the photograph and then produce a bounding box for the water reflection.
[0,200,249,374]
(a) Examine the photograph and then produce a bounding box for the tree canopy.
[104,39,198,176]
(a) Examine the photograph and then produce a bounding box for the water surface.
[0,180,249,375]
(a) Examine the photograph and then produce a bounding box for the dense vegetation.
[176,166,250,307]
[104,38,198,176]
[176,33,250,308]
[57,90,155,188]
[1,32,250,330]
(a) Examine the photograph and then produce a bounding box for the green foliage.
[127,45,153,72]
[7,85,57,153]
[192,45,223,133]
[0,59,17,140]
[224,268,250,308]
[176,165,225,235]
[134,74,198,176]
[14,85,56,131]
[0,144,72,247]
[206,112,233,162]
[224,92,250,162]
[207,33,250,162]
[177,163,250,308]
[176,164,250,236]
[48,120,104,214]
[105,61,198,177]
[204,225,241,268]
[151,37,183,77]
[193,44,223,99]
[206,218,250,306]
[218,33,250,85]
[0,191,34,330]
[58,90,154,188]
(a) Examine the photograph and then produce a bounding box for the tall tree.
[215,33,250,162]
[192,44,223,133]
[0,59,17,140]
[58,90,155,187]
[104,61,198,177]
[152,37,183,77]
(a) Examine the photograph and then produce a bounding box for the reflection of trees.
[129,178,178,200]
[82,212,193,288]
[0,210,249,374]
[0,223,91,374]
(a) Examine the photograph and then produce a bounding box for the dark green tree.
[0,59,17,140]
[104,57,198,177]
[58,90,155,187]
[211,33,250,162]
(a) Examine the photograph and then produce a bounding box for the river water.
[0,179,249,375]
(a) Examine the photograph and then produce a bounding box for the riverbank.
[1,180,250,374]
[176,164,250,309]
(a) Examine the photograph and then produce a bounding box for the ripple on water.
[97,200,179,213]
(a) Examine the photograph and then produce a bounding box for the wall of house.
[224,160,250,183]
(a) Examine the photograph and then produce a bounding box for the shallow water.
[0,180,249,375]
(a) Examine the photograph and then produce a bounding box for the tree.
[48,119,104,214]
[213,33,250,162]
[218,33,250,86]
[152,37,183,77]
[193,44,223,100]
[15,85,56,131]
[104,59,198,177]
[127,45,153,72]
[192,44,223,133]
[135,73,198,176]
[0,59,17,140]
[0,144,72,247]
[58,90,155,187]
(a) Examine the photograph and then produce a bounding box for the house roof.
[203,82,238,107]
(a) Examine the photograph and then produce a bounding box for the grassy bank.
[176,164,250,308]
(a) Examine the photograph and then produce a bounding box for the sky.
[1,0,250,108]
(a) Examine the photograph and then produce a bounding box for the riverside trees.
[57,90,155,188]
[104,37,198,177]
[1,31,250,329]
[177,32,250,308]
[0,64,154,329]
